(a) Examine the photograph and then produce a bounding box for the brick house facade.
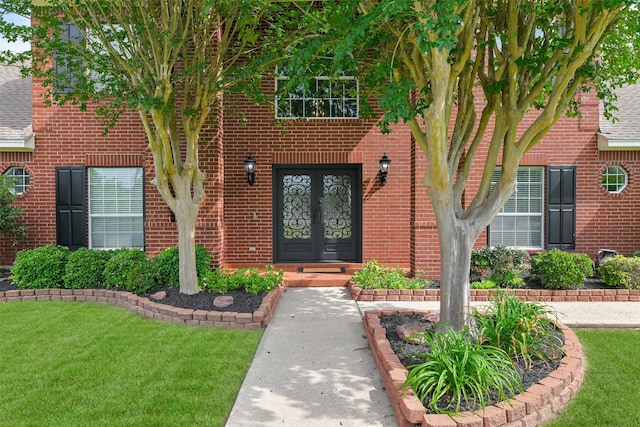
[1,62,639,277]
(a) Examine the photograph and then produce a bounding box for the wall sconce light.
[379,153,391,185]
[244,154,256,186]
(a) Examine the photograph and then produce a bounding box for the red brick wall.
[221,79,412,266]
[0,78,224,265]
[3,77,639,280]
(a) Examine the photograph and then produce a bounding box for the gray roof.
[0,64,32,141]
[598,82,640,149]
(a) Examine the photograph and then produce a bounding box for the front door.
[274,165,362,262]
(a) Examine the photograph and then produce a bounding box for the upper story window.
[2,167,30,195]
[602,166,628,194]
[276,70,359,119]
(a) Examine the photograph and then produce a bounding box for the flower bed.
[0,285,285,329]
[363,309,585,427]
[348,281,640,302]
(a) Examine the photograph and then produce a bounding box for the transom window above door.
[275,69,359,119]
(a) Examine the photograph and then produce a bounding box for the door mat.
[297,267,346,274]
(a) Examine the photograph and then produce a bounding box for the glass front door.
[274,165,361,262]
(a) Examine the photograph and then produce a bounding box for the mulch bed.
[0,268,265,314]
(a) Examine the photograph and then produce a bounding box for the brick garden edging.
[364,309,585,427]
[0,285,285,329]
[348,281,640,302]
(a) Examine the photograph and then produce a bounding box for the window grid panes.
[276,75,359,119]
[489,167,544,249]
[89,167,144,249]
[3,167,30,194]
[602,166,627,194]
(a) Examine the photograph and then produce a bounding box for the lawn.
[545,328,640,427]
[0,301,263,426]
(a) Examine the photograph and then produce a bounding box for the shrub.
[402,327,522,413]
[634,251,640,258]
[470,245,527,288]
[352,259,430,290]
[152,245,212,287]
[63,248,115,289]
[470,279,497,289]
[530,249,593,290]
[472,291,563,369]
[599,255,640,290]
[0,176,27,246]
[202,265,284,295]
[103,248,156,294]
[11,245,70,289]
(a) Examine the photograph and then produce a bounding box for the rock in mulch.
[397,323,427,344]
[421,311,440,323]
[213,295,234,308]
[150,291,167,301]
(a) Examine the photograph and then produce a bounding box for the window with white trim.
[489,167,544,248]
[2,167,30,194]
[89,167,144,249]
[602,166,627,194]
[276,72,359,119]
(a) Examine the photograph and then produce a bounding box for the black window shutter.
[547,166,576,250]
[56,167,87,250]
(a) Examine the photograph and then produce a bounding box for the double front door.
[274,165,362,262]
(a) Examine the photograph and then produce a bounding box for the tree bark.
[175,198,200,295]
[430,194,476,331]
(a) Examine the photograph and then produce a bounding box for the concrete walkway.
[226,287,640,427]
[226,287,397,427]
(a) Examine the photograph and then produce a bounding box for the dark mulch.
[380,313,563,414]
[0,268,265,313]
[142,286,266,313]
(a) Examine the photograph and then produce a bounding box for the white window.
[2,167,30,194]
[89,167,144,249]
[276,72,359,119]
[489,167,544,249]
[602,166,627,194]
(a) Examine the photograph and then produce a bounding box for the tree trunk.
[436,218,475,331]
[174,198,200,295]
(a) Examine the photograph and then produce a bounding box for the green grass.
[0,301,263,426]
[545,329,640,427]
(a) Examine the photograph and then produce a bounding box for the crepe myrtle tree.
[287,0,640,330]
[0,0,292,294]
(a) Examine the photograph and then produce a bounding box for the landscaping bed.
[364,309,585,427]
[348,279,640,302]
[0,268,284,329]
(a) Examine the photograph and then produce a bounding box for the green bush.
[633,251,640,258]
[201,265,284,295]
[63,248,115,289]
[472,291,562,369]
[402,327,522,413]
[470,279,497,289]
[152,245,212,287]
[352,259,429,290]
[11,245,70,289]
[530,249,593,290]
[599,255,640,290]
[103,249,156,294]
[470,245,527,288]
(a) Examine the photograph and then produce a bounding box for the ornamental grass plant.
[472,291,563,369]
[402,326,523,414]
